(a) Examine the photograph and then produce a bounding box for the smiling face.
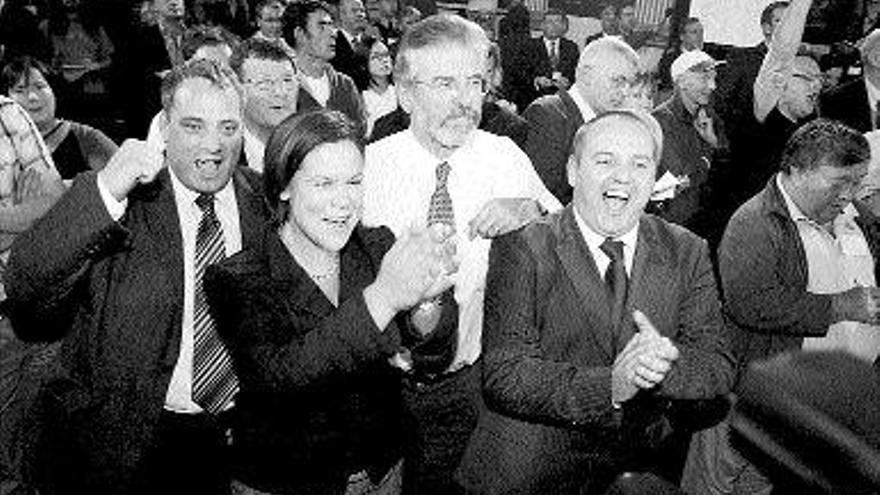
[241,56,298,131]
[164,77,243,194]
[568,114,657,237]
[282,139,364,254]
[9,68,55,128]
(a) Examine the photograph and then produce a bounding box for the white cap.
[670,50,725,82]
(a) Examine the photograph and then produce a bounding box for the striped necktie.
[192,193,238,414]
[427,161,454,227]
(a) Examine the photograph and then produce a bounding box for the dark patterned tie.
[549,40,559,70]
[192,193,238,414]
[427,161,454,227]
[600,238,629,345]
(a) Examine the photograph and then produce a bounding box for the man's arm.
[481,231,622,429]
[753,0,813,122]
[654,238,736,399]
[719,208,834,336]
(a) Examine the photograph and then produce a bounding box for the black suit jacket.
[331,31,369,90]
[457,206,735,494]
[523,37,580,105]
[204,227,457,493]
[117,24,175,138]
[6,168,267,494]
[522,90,586,205]
[819,78,872,132]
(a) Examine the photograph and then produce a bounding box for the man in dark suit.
[819,28,880,132]
[331,0,370,88]
[457,110,735,495]
[6,59,268,495]
[523,36,640,205]
[118,0,187,138]
[522,8,579,107]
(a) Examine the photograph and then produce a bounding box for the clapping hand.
[611,310,679,404]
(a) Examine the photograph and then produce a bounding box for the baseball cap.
[670,50,725,82]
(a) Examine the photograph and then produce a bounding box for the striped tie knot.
[427,161,454,227]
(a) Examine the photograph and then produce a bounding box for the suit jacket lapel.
[267,230,334,318]
[624,217,673,344]
[560,90,585,131]
[554,207,615,360]
[233,169,267,252]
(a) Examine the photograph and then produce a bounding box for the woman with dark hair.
[360,35,397,139]
[204,109,458,494]
[2,56,117,180]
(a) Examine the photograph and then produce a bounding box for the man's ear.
[566,154,578,188]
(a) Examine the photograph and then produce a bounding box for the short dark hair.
[780,119,870,173]
[282,0,333,49]
[0,56,50,95]
[544,7,567,24]
[760,1,788,27]
[394,14,489,83]
[229,38,294,79]
[160,58,243,113]
[264,110,362,227]
[682,17,701,29]
[255,0,284,18]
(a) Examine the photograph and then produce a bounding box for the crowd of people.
[0,0,878,494]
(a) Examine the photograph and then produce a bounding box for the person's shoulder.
[351,224,395,261]
[821,78,864,102]
[472,129,527,161]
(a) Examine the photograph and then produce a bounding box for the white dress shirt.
[97,168,243,413]
[777,175,880,363]
[363,129,562,370]
[362,84,398,138]
[569,86,597,125]
[573,207,638,277]
[243,125,266,174]
[866,77,880,131]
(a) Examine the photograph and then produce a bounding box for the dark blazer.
[720,177,880,375]
[369,100,528,150]
[331,31,369,90]
[204,226,457,493]
[117,24,175,138]
[523,37,579,104]
[457,206,735,494]
[522,89,586,205]
[714,43,766,131]
[297,66,368,140]
[5,168,267,494]
[818,78,872,132]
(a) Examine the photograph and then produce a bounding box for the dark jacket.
[819,78,872,133]
[522,89,586,205]
[204,226,457,493]
[297,66,367,140]
[5,168,267,494]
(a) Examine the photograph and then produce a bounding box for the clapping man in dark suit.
[458,109,735,495]
[526,8,579,105]
[6,59,267,495]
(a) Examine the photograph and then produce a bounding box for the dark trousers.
[401,363,481,495]
[131,410,233,495]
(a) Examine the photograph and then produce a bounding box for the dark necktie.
[600,238,628,338]
[192,193,238,414]
[549,40,559,69]
[427,161,454,227]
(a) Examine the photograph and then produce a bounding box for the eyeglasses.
[410,76,488,97]
[245,76,298,94]
[370,52,392,61]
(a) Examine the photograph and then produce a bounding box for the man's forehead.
[407,43,485,76]
[579,116,655,155]
[172,78,240,112]
[242,56,295,75]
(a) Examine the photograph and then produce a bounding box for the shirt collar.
[776,173,810,222]
[569,87,596,124]
[168,162,237,213]
[243,126,265,174]
[572,206,639,257]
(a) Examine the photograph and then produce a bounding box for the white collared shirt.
[777,174,880,362]
[866,77,880,130]
[572,207,638,277]
[569,86,597,125]
[544,37,559,59]
[363,129,562,369]
[243,125,266,174]
[301,71,331,107]
[362,84,398,138]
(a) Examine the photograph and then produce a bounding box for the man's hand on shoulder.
[468,198,543,239]
[97,139,164,202]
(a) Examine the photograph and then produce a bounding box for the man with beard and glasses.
[362,14,561,495]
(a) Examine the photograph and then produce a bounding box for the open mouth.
[603,190,630,212]
[195,157,223,176]
[323,215,353,230]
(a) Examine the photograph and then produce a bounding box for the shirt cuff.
[96,174,127,221]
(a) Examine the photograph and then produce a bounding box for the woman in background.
[361,35,398,140]
[2,56,117,180]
